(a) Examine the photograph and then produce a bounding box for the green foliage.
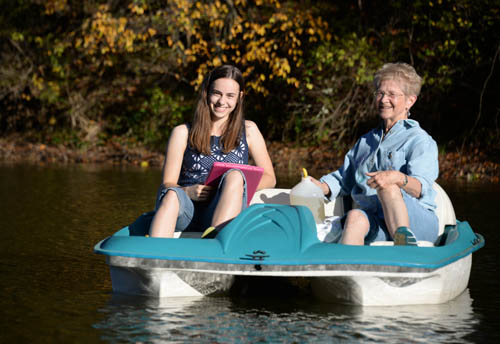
[126,88,191,150]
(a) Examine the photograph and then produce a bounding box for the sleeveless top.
[178,124,249,186]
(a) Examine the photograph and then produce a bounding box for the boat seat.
[251,188,347,217]
[251,182,456,246]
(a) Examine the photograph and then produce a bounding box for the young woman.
[149,65,276,238]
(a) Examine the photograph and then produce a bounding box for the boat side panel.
[109,266,237,297]
[95,206,484,271]
[311,255,472,306]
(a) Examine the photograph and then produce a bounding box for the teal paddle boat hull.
[95,187,484,306]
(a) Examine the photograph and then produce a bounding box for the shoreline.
[0,138,498,183]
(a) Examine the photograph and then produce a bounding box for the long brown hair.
[189,65,245,155]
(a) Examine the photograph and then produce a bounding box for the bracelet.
[402,174,408,187]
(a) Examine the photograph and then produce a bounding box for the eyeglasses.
[373,91,405,100]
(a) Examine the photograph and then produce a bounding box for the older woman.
[312,63,439,245]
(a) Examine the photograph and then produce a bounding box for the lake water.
[0,163,499,343]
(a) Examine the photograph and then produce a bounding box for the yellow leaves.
[11,32,24,41]
[273,57,291,77]
[231,24,243,37]
[118,17,127,33]
[287,77,299,88]
[191,10,201,19]
[178,0,324,93]
[78,5,158,57]
[44,0,67,15]
[71,0,328,95]
[256,25,266,36]
[211,19,225,29]
[129,3,146,15]
[48,81,60,96]
[212,56,222,67]
[52,64,63,75]
[32,74,44,90]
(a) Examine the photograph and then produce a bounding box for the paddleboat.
[94,183,484,306]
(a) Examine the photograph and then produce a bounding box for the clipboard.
[205,162,264,206]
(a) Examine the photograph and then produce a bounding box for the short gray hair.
[374,62,423,96]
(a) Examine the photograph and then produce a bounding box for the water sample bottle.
[290,168,325,223]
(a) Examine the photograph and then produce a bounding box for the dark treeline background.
[1,0,499,154]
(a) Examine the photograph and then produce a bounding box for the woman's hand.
[309,176,331,197]
[366,171,422,198]
[365,171,400,190]
[183,184,215,201]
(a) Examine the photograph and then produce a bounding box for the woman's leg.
[211,170,245,228]
[401,192,439,242]
[376,184,409,238]
[149,190,180,238]
[341,209,370,245]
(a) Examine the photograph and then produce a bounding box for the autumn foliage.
[1,0,499,154]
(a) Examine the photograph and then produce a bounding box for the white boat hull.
[107,254,472,306]
[311,255,471,306]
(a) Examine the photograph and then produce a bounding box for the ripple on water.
[93,290,478,343]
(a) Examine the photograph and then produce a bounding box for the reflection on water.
[95,291,476,343]
[1,163,499,343]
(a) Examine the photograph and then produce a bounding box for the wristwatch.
[402,174,408,187]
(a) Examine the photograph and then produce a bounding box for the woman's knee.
[222,170,244,191]
[345,210,369,232]
[377,184,403,201]
[346,209,369,225]
[159,189,180,209]
[342,210,370,244]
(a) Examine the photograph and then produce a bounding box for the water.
[0,162,499,343]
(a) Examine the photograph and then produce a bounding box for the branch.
[462,40,500,151]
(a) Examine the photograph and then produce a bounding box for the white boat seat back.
[251,182,456,246]
[251,188,346,217]
[432,182,456,236]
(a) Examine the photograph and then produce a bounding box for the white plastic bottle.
[289,168,325,223]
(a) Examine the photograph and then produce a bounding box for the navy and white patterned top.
[178,126,249,186]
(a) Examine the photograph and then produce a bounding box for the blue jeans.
[352,190,439,244]
[155,169,248,232]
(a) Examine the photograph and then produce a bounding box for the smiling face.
[376,79,416,129]
[208,78,241,121]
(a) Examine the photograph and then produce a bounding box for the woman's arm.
[161,124,214,201]
[246,120,276,189]
[365,170,422,198]
[161,124,189,188]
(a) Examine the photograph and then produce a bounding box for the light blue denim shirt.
[320,119,439,212]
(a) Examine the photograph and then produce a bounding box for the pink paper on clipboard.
[205,162,264,206]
